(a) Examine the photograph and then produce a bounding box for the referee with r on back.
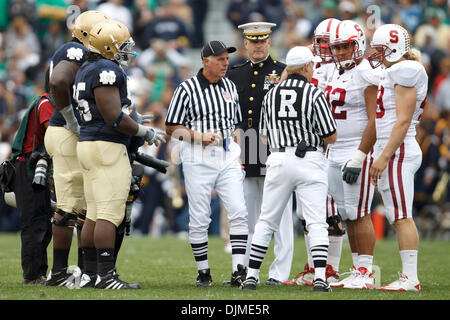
[241,46,338,292]
[165,40,249,288]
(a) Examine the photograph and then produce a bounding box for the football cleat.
[79,272,97,288]
[379,273,421,292]
[282,263,314,286]
[330,265,357,287]
[313,278,332,292]
[45,268,72,287]
[94,269,140,290]
[196,268,212,287]
[229,264,247,287]
[240,276,257,290]
[343,267,375,289]
[325,264,340,284]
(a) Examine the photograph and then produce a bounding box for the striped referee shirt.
[165,68,242,139]
[260,74,336,149]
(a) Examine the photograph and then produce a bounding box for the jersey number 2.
[324,86,347,119]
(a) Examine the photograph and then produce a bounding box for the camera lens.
[32,158,48,190]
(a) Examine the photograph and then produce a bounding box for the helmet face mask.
[114,39,138,66]
[368,24,410,68]
[329,40,359,70]
[313,36,333,62]
[329,20,366,71]
[366,44,392,69]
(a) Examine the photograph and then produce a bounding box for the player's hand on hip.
[369,157,388,186]
[342,149,367,184]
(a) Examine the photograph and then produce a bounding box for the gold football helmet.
[88,20,137,66]
[72,10,110,47]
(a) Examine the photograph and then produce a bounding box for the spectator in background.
[415,8,450,52]
[187,0,208,48]
[338,1,357,21]
[397,0,421,32]
[143,2,190,52]
[227,0,265,29]
[4,14,41,74]
[41,20,65,63]
[96,0,133,33]
[133,0,157,49]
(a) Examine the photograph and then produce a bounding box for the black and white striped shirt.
[260,74,336,149]
[165,69,242,139]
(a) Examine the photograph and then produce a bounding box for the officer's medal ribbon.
[264,70,280,90]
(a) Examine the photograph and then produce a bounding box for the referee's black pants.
[13,160,52,280]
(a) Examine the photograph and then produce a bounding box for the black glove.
[342,161,361,184]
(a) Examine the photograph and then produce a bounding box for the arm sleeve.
[314,92,337,137]
[165,85,189,125]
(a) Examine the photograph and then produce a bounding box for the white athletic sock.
[400,250,418,281]
[352,252,359,269]
[304,233,314,267]
[328,236,343,272]
[358,254,373,273]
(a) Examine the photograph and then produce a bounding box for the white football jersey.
[311,62,336,92]
[375,60,428,140]
[326,59,381,161]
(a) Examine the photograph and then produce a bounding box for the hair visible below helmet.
[329,20,366,70]
[72,10,110,47]
[368,24,411,68]
[313,18,340,62]
[88,20,137,66]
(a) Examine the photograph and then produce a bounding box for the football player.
[324,20,381,289]
[74,20,164,289]
[368,24,427,292]
[44,10,110,286]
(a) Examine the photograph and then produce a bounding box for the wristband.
[112,111,124,128]
[136,124,148,137]
[349,149,367,167]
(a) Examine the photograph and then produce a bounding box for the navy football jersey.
[48,41,88,127]
[74,58,131,145]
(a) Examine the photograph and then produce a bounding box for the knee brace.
[51,209,77,228]
[76,210,86,231]
[327,213,346,236]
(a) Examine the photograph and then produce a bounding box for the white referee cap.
[286,46,322,66]
[238,22,276,41]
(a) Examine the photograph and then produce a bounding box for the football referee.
[241,46,338,292]
[165,40,249,288]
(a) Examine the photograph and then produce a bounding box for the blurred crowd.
[0,0,449,240]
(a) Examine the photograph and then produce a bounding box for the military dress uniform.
[227,22,294,284]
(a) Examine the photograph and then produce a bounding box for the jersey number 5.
[73,82,92,122]
[324,86,347,119]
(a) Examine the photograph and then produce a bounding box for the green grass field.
[0,233,449,301]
